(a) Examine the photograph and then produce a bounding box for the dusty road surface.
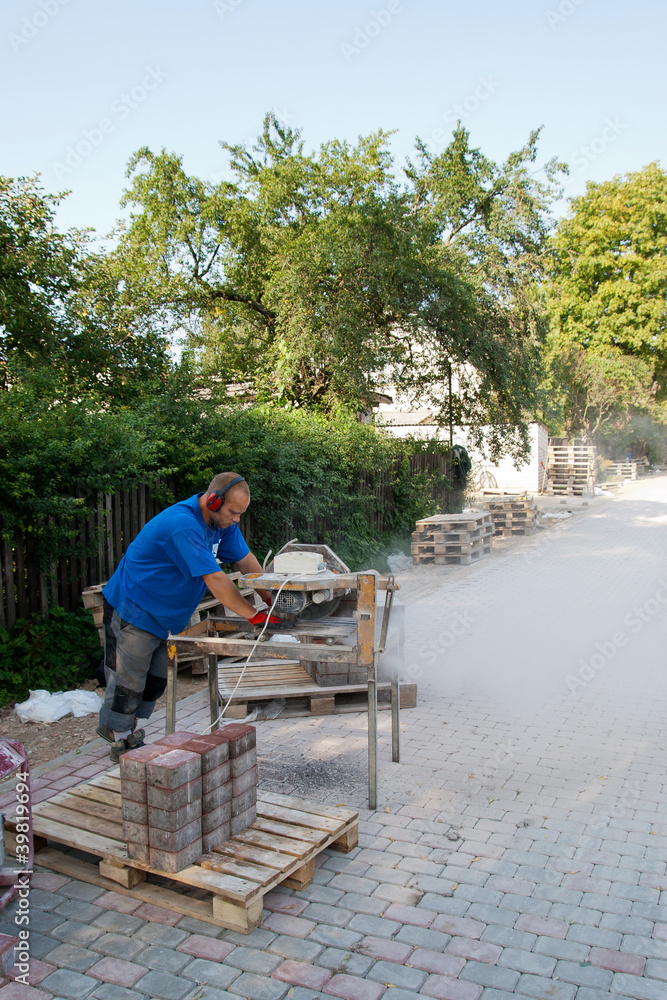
[1,475,666,1000]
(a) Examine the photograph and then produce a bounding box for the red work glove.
[248,610,282,626]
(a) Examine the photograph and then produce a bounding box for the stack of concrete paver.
[482,495,537,536]
[120,723,256,872]
[411,511,494,565]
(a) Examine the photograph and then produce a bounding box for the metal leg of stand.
[391,657,400,764]
[368,671,378,810]
[165,658,177,735]
[208,654,219,731]
[358,573,378,810]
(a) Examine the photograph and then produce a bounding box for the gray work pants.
[99,598,169,732]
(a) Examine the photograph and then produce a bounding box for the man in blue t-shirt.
[97,472,279,761]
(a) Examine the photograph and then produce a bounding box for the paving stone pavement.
[1,476,667,999]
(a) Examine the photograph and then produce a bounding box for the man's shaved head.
[207,472,250,499]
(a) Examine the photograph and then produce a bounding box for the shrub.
[0,607,101,705]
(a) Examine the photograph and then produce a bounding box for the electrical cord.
[206,567,330,731]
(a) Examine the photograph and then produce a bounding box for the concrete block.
[232,764,258,797]
[148,817,202,852]
[122,819,148,844]
[150,839,202,873]
[119,744,166,783]
[0,932,17,975]
[203,825,232,852]
[231,806,257,835]
[184,734,230,772]
[127,841,149,863]
[201,761,231,793]
[231,787,257,817]
[219,722,256,756]
[230,747,257,778]
[154,731,197,748]
[121,799,148,825]
[202,800,232,834]
[147,777,202,810]
[146,748,201,789]
[148,798,202,832]
[120,778,147,803]
[202,776,232,811]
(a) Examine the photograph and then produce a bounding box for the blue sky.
[2,0,664,237]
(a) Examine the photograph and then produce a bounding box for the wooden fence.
[1,453,451,629]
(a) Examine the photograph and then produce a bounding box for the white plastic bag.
[14,688,103,724]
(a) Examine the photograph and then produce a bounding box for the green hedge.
[0,607,101,705]
[1,385,452,571]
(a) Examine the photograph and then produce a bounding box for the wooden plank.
[256,800,346,832]
[139,482,147,532]
[22,813,126,858]
[199,856,276,886]
[211,841,296,870]
[252,817,328,845]
[105,493,114,577]
[113,491,122,566]
[66,783,121,809]
[282,857,315,890]
[233,827,313,858]
[2,536,16,631]
[14,528,27,620]
[258,791,357,824]
[212,894,263,934]
[21,847,218,925]
[170,635,357,663]
[56,788,121,820]
[38,802,125,841]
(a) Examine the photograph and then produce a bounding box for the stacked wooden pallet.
[605,461,638,480]
[482,496,537,537]
[546,442,596,496]
[412,512,494,566]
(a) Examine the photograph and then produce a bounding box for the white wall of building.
[375,408,549,493]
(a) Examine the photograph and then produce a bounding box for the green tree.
[548,163,667,392]
[113,115,564,458]
[0,174,171,400]
[544,344,655,437]
[0,175,83,382]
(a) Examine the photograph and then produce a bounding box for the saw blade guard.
[267,543,350,622]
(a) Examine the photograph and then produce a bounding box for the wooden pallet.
[491,525,536,537]
[217,659,416,717]
[413,543,492,566]
[5,771,358,934]
[416,513,491,532]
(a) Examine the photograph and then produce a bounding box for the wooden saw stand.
[166,573,401,809]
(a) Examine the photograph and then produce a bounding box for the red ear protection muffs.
[205,476,246,512]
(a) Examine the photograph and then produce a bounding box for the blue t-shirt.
[103,494,250,638]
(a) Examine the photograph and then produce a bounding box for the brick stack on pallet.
[119,723,256,873]
[411,512,494,566]
[482,495,537,537]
